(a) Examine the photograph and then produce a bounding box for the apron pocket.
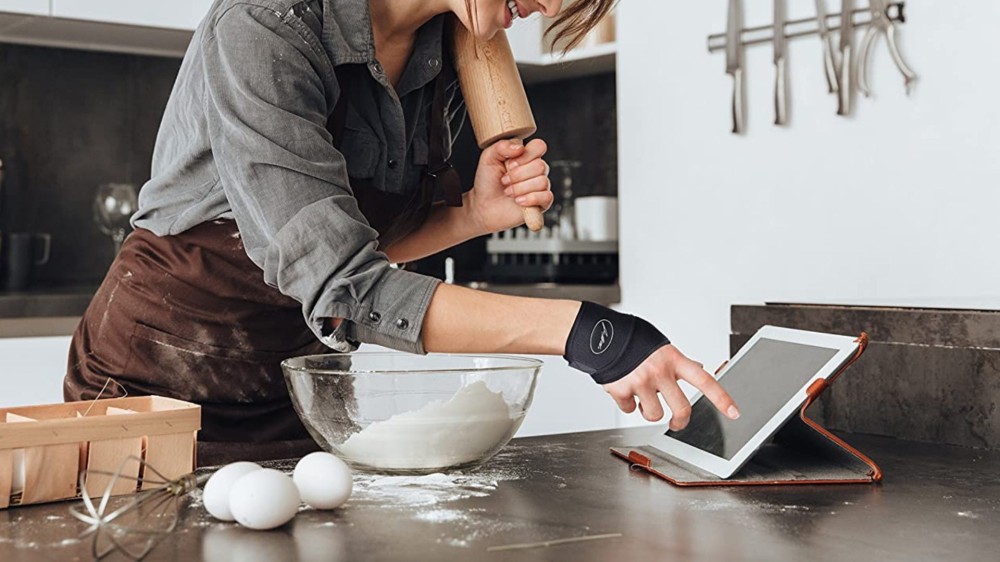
[124,323,318,404]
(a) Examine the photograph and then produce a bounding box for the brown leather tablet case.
[610,333,882,486]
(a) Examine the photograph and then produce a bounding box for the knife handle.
[822,40,838,94]
[731,68,744,134]
[774,58,788,126]
[837,45,852,116]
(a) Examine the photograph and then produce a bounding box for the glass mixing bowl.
[282,353,542,474]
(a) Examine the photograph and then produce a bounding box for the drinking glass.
[93,183,139,255]
[549,160,582,240]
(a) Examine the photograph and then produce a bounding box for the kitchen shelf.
[0,12,617,80]
[507,13,616,83]
[0,288,96,319]
[0,288,95,338]
[464,282,620,306]
[517,42,616,83]
[487,237,618,255]
[0,13,192,58]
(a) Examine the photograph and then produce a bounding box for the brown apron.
[64,65,461,467]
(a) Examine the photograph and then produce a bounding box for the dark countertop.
[0,288,95,338]
[0,283,618,338]
[463,282,620,305]
[2,429,998,561]
[732,303,1000,451]
[0,288,95,318]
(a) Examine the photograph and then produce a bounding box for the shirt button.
[371,62,383,75]
[368,311,382,323]
[428,58,440,69]
[388,159,398,169]
[395,318,410,330]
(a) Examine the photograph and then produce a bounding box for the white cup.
[574,196,618,241]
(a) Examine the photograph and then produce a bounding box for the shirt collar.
[322,0,445,92]
[322,0,376,65]
[395,15,445,97]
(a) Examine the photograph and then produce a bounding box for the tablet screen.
[665,338,839,460]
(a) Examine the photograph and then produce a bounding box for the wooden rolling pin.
[452,21,545,232]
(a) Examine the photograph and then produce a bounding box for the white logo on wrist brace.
[590,319,614,355]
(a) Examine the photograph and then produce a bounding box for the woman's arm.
[382,199,482,264]
[422,284,579,354]
[383,138,739,430]
[384,140,554,264]
[420,284,741,431]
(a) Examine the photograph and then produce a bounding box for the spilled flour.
[338,381,520,470]
[352,471,510,508]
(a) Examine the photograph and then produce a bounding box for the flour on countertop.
[338,381,520,471]
[352,471,511,508]
[344,442,586,549]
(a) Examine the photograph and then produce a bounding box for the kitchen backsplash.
[0,43,180,289]
[0,42,615,290]
[417,71,619,282]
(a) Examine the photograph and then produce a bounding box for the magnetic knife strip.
[707,2,907,53]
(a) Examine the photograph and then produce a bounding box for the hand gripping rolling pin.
[452,21,545,232]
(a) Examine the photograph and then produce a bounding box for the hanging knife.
[814,0,838,93]
[836,0,854,116]
[726,0,745,133]
[773,0,788,125]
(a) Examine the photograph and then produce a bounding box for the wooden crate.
[0,396,200,509]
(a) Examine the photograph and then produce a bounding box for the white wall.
[616,1,1000,425]
[0,336,72,407]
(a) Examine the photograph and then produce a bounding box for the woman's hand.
[466,138,554,235]
[603,344,740,430]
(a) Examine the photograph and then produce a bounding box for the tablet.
[645,326,861,479]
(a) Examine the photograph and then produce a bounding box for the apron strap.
[426,70,463,207]
[329,66,351,150]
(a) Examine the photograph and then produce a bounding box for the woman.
[66,0,739,465]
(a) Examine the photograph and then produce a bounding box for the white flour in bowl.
[337,381,519,470]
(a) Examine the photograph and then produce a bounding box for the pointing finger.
[679,366,740,420]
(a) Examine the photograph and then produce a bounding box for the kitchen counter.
[732,303,1000,450]
[0,283,620,338]
[2,429,997,561]
[0,289,95,337]
[464,282,620,305]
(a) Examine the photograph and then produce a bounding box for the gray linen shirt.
[133,0,465,354]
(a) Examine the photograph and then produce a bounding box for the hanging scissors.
[857,0,917,97]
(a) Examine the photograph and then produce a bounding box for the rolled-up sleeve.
[201,5,440,353]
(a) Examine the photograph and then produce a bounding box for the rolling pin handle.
[522,206,545,232]
[505,139,545,232]
[452,21,543,231]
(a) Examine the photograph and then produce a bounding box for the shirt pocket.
[341,126,381,180]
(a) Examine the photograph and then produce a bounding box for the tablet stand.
[610,333,882,486]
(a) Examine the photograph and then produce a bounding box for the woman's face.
[455,0,564,39]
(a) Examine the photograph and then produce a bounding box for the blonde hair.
[546,0,618,52]
[464,0,618,52]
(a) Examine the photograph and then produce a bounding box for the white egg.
[203,462,262,521]
[293,452,353,510]
[229,468,301,530]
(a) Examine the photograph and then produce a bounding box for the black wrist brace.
[563,302,670,385]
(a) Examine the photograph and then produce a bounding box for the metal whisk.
[70,455,208,560]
